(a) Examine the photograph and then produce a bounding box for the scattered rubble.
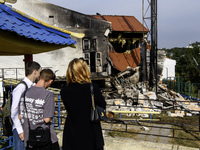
[141,126,150,131]
[104,66,200,119]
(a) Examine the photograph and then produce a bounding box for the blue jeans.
[13,129,26,150]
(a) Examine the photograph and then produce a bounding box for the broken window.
[83,38,97,51]
[90,39,96,51]
[84,53,90,66]
[96,52,102,72]
[83,39,89,50]
[96,53,101,66]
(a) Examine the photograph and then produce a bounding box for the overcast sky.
[43,0,200,49]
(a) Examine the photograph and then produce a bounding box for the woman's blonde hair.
[66,58,91,84]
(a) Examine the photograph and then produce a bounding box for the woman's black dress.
[60,83,106,150]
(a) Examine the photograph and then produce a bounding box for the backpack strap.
[17,80,28,90]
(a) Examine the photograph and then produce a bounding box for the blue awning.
[0,3,76,45]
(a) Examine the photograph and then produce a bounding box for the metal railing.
[52,97,200,142]
[162,77,200,101]
[102,98,200,142]
[1,79,200,149]
[1,97,200,149]
[0,67,52,81]
[0,110,15,150]
[0,68,25,80]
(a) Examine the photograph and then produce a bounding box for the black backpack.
[2,81,28,136]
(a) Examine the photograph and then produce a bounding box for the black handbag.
[90,83,107,122]
[27,126,51,148]
[23,91,51,148]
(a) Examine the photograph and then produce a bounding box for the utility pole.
[150,0,157,92]
[142,0,158,93]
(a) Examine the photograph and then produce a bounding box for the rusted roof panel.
[93,15,148,32]
[109,48,141,72]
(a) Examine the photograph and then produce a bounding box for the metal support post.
[16,68,17,80]
[188,82,191,98]
[199,111,200,132]
[177,77,180,94]
[149,0,158,93]
[58,94,61,130]
[53,117,55,129]
[11,82,12,92]
[150,114,152,122]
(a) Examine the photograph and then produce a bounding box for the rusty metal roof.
[93,15,148,32]
[109,48,141,72]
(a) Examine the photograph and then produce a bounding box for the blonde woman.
[60,58,106,150]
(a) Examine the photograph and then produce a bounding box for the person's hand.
[18,114,21,120]
[19,132,24,141]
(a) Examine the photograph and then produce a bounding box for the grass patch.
[149,113,200,148]
[108,130,137,139]
[104,123,140,139]
[170,127,200,148]
[157,113,199,125]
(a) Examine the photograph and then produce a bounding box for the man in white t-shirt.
[11,61,41,150]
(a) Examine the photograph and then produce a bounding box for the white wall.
[0,47,83,98]
[9,0,55,23]
[162,58,176,79]
[0,47,82,77]
[0,0,84,98]
[3,0,83,77]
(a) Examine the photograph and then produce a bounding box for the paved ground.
[104,136,199,150]
[102,123,172,144]
[57,123,199,150]
[101,123,199,150]
[133,124,171,144]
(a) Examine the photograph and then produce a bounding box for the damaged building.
[7,0,149,82]
[0,0,199,120]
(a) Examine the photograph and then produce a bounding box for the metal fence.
[1,97,200,149]
[1,79,200,149]
[162,77,200,101]
[0,109,15,150]
[102,98,200,142]
[0,68,25,80]
[52,97,200,142]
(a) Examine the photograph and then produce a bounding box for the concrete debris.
[105,67,200,119]
[141,114,149,118]
[186,113,192,116]
[141,126,150,131]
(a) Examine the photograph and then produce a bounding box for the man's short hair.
[25,61,41,76]
[40,69,56,82]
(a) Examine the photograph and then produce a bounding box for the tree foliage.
[165,41,200,82]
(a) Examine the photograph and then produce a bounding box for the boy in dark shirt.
[19,69,59,150]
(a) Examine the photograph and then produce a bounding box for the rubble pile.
[104,67,200,118]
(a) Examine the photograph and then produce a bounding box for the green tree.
[165,42,200,83]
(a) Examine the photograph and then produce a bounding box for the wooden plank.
[111,110,160,114]
[118,118,160,121]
